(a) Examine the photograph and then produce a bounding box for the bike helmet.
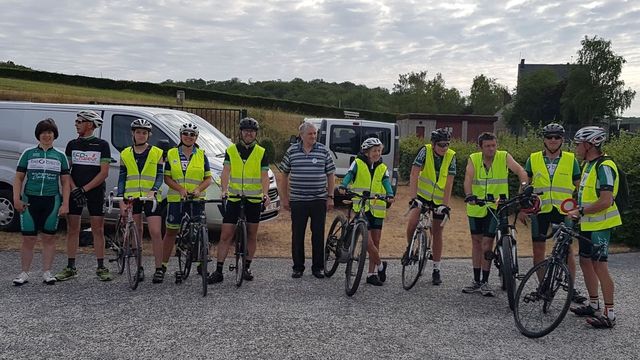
[361,137,383,151]
[574,126,607,147]
[76,110,103,128]
[431,128,451,142]
[180,122,199,135]
[542,123,565,137]
[130,118,152,131]
[35,118,59,140]
[239,117,259,131]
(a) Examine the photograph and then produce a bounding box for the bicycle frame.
[224,193,263,287]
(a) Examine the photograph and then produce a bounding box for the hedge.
[399,132,640,248]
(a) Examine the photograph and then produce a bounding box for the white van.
[303,118,399,195]
[0,101,280,233]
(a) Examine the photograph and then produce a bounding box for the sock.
[473,268,481,282]
[378,262,385,271]
[605,304,615,320]
[589,297,600,310]
[97,258,104,268]
[155,267,163,272]
[246,260,252,269]
[481,270,490,283]
[216,262,224,273]
[368,272,376,277]
[433,261,441,271]
[162,262,168,269]
[67,258,76,269]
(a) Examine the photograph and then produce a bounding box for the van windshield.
[154,113,230,157]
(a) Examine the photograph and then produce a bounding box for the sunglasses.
[435,142,450,148]
[545,135,563,140]
[181,131,197,137]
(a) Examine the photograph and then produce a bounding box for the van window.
[111,114,175,152]
[329,125,391,155]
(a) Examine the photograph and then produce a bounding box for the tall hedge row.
[399,133,640,247]
[0,67,397,122]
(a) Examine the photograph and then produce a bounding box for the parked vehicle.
[0,102,280,234]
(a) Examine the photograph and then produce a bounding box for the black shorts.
[416,196,446,220]
[468,212,497,238]
[364,211,384,230]
[130,199,164,217]
[223,201,262,224]
[69,187,105,216]
[530,208,568,242]
[20,194,61,236]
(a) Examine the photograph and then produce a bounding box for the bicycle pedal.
[229,265,236,271]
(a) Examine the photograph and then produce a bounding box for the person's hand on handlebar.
[190,189,202,198]
[337,185,347,195]
[386,196,395,205]
[464,194,478,205]
[409,197,423,208]
[435,205,450,217]
[263,194,271,209]
[146,190,157,200]
[178,187,189,199]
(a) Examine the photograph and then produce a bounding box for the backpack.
[595,156,630,214]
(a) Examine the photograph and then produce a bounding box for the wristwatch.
[328,195,334,199]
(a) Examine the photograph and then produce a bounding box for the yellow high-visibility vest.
[227,144,265,204]
[350,158,388,218]
[530,151,575,214]
[467,151,509,218]
[166,147,206,203]
[417,144,455,205]
[579,158,622,231]
[120,145,163,200]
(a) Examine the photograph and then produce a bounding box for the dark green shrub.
[259,138,276,164]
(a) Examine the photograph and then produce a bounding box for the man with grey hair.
[279,122,336,279]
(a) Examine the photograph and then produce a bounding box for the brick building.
[396,113,498,142]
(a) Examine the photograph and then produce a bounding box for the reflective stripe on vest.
[417,144,455,205]
[166,147,206,202]
[350,158,388,218]
[530,151,576,214]
[579,158,622,231]
[466,151,509,218]
[120,146,163,200]
[227,144,265,203]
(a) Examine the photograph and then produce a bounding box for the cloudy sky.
[2,0,639,116]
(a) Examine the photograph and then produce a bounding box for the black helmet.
[239,117,259,131]
[431,128,451,142]
[35,118,59,140]
[542,123,565,137]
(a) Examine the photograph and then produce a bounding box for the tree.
[561,36,636,125]
[391,71,464,113]
[506,69,564,133]
[469,74,509,115]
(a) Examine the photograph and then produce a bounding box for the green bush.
[259,138,276,164]
[398,136,424,181]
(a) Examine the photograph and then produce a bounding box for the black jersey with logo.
[65,136,111,188]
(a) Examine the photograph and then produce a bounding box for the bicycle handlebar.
[340,189,393,203]
[108,191,158,213]
[546,222,592,244]
[405,199,450,227]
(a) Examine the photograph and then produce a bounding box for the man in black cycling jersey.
[55,110,113,282]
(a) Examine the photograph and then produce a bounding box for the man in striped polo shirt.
[280,122,336,279]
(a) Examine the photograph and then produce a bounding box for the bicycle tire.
[345,221,367,296]
[496,242,507,291]
[402,229,424,290]
[111,219,126,275]
[125,222,142,290]
[420,229,431,276]
[199,226,209,297]
[502,235,516,311]
[324,214,347,278]
[234,221,248,287]
[513,259,573,338]
[176,219,192,282]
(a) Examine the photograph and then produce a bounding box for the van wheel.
[0,189,20,232]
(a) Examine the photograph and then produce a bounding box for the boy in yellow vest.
[117,119,164,283]
[340,137,394,286]
[208,118,270,284]
[463,132,528,297]
[567,126,621,329]
[519,123,586,304]
[405,128,455,285]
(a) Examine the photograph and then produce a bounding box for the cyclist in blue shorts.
[13,119,70,285]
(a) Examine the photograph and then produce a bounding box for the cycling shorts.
[416,196,446,220]
[69,187,105,216]
[129,199,165,217]
[468,213,497,238]
[223,201,262,224]
[20,194,61,236]
[530,208,573,242]
[578,229,611,262]
[364,211,384,230]
[166,202,203,230]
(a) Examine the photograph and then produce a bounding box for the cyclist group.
[12,112,621,329]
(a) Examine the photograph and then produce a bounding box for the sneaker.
[152,269,164,284]
[432,269,442,285]
[571,289,588,304]
[96,267,113,282]
[42,271,56,285]
[586,315,616,329]
[480,282,495,297]
[137,267,145,282]
[55,267,78,281]
[378,261,388,283]
[366,274,383,286]
[208,271,223,284]
[462,280,481,294]
[570,305,599,317]
[12,272,29,286]
[161,264,167,273]
[243,269,254,281]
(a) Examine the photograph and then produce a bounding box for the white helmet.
[77,110,103,128]
[131,118,152,131]
[180,122,199,135]
[361,137,383,151]
[574,126,607,147]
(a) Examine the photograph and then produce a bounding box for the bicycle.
[513,200,598,338]
[107,192,157,290]
[174,195,223,297]
[223,194,264,288]
[324,189,389,297]
[470,186,540,310]
[401,199,449,291]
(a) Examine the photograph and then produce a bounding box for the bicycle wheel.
[501,235,516,311]
[345,221,367,296]
[402,228,425,290]
[198,226,209,297]
[234,221,247,287]
[324,214,347,278]
[513,259,573,338]
[125,222,142,290]
[420,229,432,275]
[176,220,193,282]
[110,219,126,275]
